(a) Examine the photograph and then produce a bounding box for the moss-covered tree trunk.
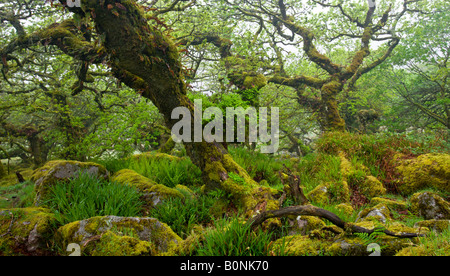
[320,80,346,132]
[58,0,278,216]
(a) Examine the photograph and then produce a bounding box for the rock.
[0,207,57,255]
[111,169,184,208]
[31,160,109,205]
[306,181,350,205]
[291,215,326,235]
[339,152,386,199]
[356,204,391,223]
[361,176,386,198]
[55,215,182,256]
[414,219,450,233]
[335,203,354,216]
[395,153,450,195]
[409,192,450,220]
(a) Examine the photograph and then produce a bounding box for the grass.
[0,180,35,209]
[413,226,450,256]
[297,153,342,194]
[44,171,143,225]
[195,217,277,256]
[229,146,287,187]
[148,190,217,239]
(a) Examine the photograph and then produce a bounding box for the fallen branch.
[248,205,425,238]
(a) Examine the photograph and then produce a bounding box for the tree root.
[248,205,425,238]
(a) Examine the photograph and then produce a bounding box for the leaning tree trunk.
[320,80,346,132]
[65,0,278,216]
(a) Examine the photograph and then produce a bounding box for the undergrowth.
[45,172,143,226]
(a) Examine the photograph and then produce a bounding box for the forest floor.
[0,131,449,256]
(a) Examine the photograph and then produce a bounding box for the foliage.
[0,180,35,209]
[148,190,216,239]
[95,155,202,188]
[44,172,143,226]
[195,217,275,256]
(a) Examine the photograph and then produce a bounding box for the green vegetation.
[44,172,143,226]
[195,217,276,256]
[0,0,449,257]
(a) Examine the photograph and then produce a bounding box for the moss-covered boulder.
[132,152,182,162]
[356,204,391,224]
[31,160,109,205]
[395,153,450,195]
[339,152,386,199]
[0,207,57,255]
[290,215,326,235]
[335,203,354,216]
[111,169,184,208]
[306,181,350,205]
[55,215,182,256]
[409,192,450,220]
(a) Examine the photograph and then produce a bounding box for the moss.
[158,137,176,154]
[112,169,184,207]
[370,197,407,212]
[339,152,386,199]
[335,203,354,217]
[295,216,326,234]
[306,181,350,205]
[361,176,386,198]
[272,234,326,256]
[395,153,450,194]
[56,215,182,256]
[395,246,430,256]
[112,169,156,191]
[242,73,267,90]
[175,184,194,199]
[356,204,391,224]
[133,152,182,162]
[409,191,450,220]
[88,231,154,256]
[0,207,56,255]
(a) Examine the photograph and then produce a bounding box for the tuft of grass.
[195,217,275,256]
[44,172,143,225]
[229,146,286,186]
[297,153,342,193]
[148,191,216,239]
[95,154,202,188]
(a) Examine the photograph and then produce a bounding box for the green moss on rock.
[395,153,450,195]
[409,191,450,220]
[87,231,154,256]
[356,204,391,224]
[0,207,56,255]
[112,169,184,208]
[370,197,408,212]
[55,215,182,256]
[306,181,350,205]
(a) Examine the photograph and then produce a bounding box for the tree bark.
[58,0,278,215]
